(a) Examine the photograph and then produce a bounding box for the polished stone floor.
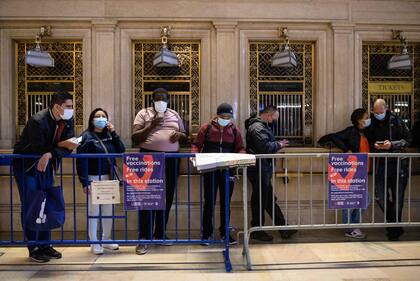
[1,229,420,281]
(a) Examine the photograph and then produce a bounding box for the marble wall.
[0,0,419,148]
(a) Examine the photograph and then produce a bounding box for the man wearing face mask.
[132,88,187,255]
[192,103,246,245]
[245,106,296,242]
[13,91,78,262]
[366,98,411,241]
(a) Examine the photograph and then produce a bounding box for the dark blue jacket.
[76,129,125,187]
[245,116,281,172]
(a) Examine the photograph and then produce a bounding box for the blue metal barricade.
[0,153,233,272]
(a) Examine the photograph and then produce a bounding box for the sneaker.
[102,243,119,250]
[135,244,149,255]
[221,235,238,245]
[91,244,104,255]
[29,248,50,263]
[345,229,366,239]
[42,246,62,259]
[250,231,273,242]
[280,229,298,239]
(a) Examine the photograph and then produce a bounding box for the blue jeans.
[342,209,362,232]
[13,163,53,252]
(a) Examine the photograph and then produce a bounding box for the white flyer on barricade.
[91,180,121,205]
[192,153,256,172]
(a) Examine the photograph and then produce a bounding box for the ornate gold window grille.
[362,42,419,128]
[132,41,200,139]
[16,41,83,135]
[249,41,315,145]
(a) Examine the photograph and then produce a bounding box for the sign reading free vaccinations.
[328,153,368,209]
[123,153,165,211]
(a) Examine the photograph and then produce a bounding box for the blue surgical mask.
[374,112,386,121]
[364,118,371,128]
[93,117,108,129]
[218,118,231,127]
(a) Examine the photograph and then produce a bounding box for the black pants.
[375,158,408,238]
[249,166,286,227]
[202,169,234,238]
[138,150,178,240]
[13,162,52,252]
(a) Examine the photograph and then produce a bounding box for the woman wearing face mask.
[318,108,371,239]
[192,103,246,245]
[76,108,125,255]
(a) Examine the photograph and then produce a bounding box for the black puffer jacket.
[366,111,411,153]
[13,108,74,174]
[413,120,420,152]
[245,115,281,171]
[318,126,364,152]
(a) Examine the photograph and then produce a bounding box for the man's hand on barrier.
[278,139,289,149]
[83,186,90,194]
[37,152,52,172]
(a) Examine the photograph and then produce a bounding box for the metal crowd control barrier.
[0,153,233,272]
[241,153,420,271]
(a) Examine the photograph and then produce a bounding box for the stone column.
[0,29,15,148]
[331,23,356,131]
[212,21,240,120]
[91,20,118,121]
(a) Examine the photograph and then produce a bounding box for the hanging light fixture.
[25,26,54,67]
[271,27,297,68]
[388,30,412,70]
[153,26,179,67]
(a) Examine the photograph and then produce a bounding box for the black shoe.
[250,231,273,242]
[280,230,298,239]
[201,235,211,246]
[387,227,404,241]
[388,235,400,241]
[29,248,50,263]
[221,235,238,245]
[42,246,62,259]
[156,235,173,246]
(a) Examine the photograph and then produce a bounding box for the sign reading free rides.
[328,153,368,209]
[123,153,165,211]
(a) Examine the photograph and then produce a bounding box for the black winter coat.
[245,116,281,171]
[13,108,74,174]
[318,126,364,152]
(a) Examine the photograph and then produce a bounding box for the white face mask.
[218,117,231,127]
[59,106,74,120]
[154,101,168,113]
[364,118,371,128]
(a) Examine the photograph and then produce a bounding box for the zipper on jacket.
[220,127,224,153]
